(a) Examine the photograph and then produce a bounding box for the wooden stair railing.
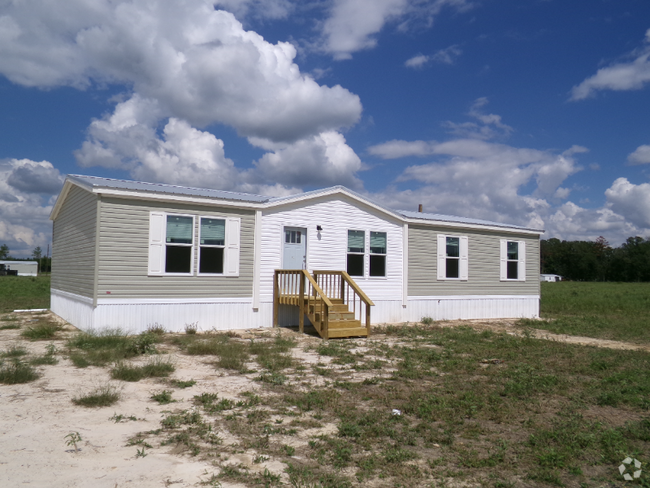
[273,269,374,339]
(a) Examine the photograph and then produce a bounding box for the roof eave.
[403,216,544,235]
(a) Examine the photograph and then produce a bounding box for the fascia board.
[264,187,405,223]
[404,217,544,236]
[50,177,97,221]
[91,188,266,210]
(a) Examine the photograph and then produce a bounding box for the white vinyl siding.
[259,195,403,303]
[437,234,468,281]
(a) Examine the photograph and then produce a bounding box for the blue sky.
[1,0,650,257]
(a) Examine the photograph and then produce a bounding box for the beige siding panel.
[96,197,255,299]
[51,185,97,298]
[408,225,540,296]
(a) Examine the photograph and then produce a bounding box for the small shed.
[0,261,38,277]
[540,274,562,282]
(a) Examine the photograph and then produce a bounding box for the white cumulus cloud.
[570,28,650,100]
[321,0,471,59]
[0,159,63,257]
[627,144,650,165]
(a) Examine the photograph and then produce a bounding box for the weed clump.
[67,329,159,367]
[0,360,40,384]
[151,390,175,404]
[111,356,175,382]
[72,384,120,407]
[21,321,61,340]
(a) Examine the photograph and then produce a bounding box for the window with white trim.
[500,240,526,281]
[199,217,225,274]
[165,215,194,274]
[369,231,387,277]
[148,212,240,277]
[437,234,468,280]
[347,230,365,277]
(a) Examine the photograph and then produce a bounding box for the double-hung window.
[347,230,365,276]
[369,232,387,277]
[437,234,468,280]
[347,230,387,278]
[148,212,240,277]
[500,240,526,281]
[165,215,194,274]
[199,218,225,274]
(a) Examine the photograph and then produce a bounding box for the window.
[500,240,526,281]
[285,229,302,244]
[148,212,240,277]
[199,218,225,274]
[437,235,468,280]
[369,231,386,277]
[347,230,364,276]
[165,215,194,273]
[346,230,387,278]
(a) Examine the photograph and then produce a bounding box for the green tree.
[0,244,9,260]
[32,247,43,260]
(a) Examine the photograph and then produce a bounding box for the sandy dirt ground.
[0,312,646,488]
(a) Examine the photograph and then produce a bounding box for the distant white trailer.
[0,261,38,277]
[540,273,562,282]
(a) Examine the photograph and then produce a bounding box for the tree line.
[0,244,52,273]
[542,236,650,282]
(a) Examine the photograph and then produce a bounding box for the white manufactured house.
[50,175,543,338]
[0,260,38,277]
[540,274,563,282]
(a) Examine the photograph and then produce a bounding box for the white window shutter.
[148,212,165,275]
[499,239,507,281]
[437,234,446,280]
[518,240,526,281]
[460,236,469,281]
[224,217,241,277]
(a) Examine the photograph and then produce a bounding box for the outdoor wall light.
[316,225,323,231]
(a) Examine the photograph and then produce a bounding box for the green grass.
[0,360,40,384]
[72,384,120,407]
[110,356,175,381]
[523,281,650,343]
[21,320,61,340]
[0,275,50,313]
[66,329,159,367]
[129,321,650,487]
[151,390,175,404]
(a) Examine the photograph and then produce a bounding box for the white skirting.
[404,295,539,321]
[51,289,270,333]
[51,289,539,333]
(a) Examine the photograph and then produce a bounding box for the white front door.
[283,227,307,269]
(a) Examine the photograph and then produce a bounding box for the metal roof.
[67,174,270,203]
[63,175,543,233]
[399,210,544,232]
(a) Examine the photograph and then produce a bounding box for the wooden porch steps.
[273,270,374,340]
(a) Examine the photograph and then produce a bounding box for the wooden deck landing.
[273,270,373,339]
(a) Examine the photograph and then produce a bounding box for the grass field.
[1,279,649,486]
[0,275,50,313]
[529,281,650,344]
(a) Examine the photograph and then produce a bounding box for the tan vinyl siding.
[96,197,255,299]
[408,225,540,296]
[51,185,97,297]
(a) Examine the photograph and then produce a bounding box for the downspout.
[402,223,408,308]
[92,195,102,312]
[252,209,262,310]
